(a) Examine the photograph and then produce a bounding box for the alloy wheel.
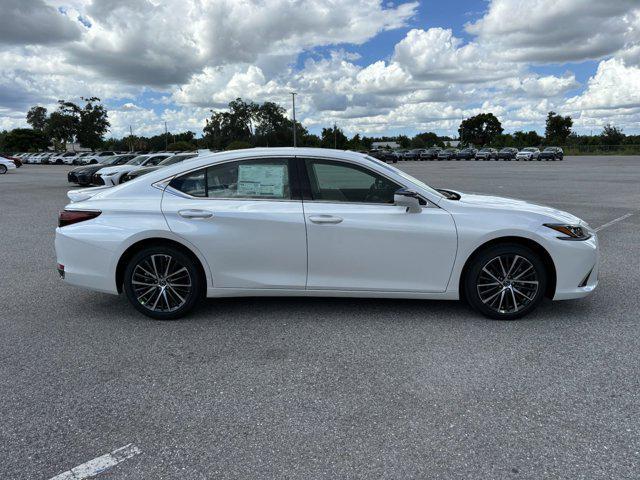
[0,165,6,174]
[131,254,192,313]
[476,254,539,314]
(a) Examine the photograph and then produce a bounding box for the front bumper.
[550,233,599,300]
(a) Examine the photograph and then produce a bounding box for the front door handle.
[308,215,343,224]
[178,209,213,219]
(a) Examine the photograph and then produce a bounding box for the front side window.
[305,159,400,204]
[169,158,291,200]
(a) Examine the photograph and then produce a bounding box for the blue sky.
[1,0,639,138]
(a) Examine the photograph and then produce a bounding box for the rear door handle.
[178,209,213,219]
[308,215,343,224]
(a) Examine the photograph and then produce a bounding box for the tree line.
[1,96,638,153]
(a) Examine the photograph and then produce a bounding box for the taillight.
[58,210,101,227]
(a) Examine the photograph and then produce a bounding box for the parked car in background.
[0,157,17,174]
[539,147,564,161]
[93,153,173,186]
[456,148,478,160]
[437,148,459,160]
[498,148,519,161]
[403,149,426,160]
[1,154,22,168]
[72,152,93,165]
[57,152,81,165]
[120,153,198,183]
[368,150,398,164]
[475,148,498,161]
[79,151,117,165]
[516,147,541,161]
[419,147,442,160]
[68,154,138,186]
[56,148,599,321]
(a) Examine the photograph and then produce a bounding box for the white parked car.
[0,157,17,174]
[93,153,173,186]
[56,148,599,320]
[78,151,118,165]
[53,152,81,165]
[516,147,541,161]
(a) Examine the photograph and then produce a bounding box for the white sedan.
[93,153,173,186]
[55,148,599,320]
[0,157,17,174]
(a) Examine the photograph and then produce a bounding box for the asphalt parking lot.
[1,156,639,479]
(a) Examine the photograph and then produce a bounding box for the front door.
[300,157,457,292]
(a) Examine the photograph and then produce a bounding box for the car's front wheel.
[123,245,204,320]
[0,165,7,174]
[464,244,547,320]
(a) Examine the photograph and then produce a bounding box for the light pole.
[291,92,297,147]
[164,121,168,150]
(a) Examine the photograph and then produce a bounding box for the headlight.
[544,224,592,240]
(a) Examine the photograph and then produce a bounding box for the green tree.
[73,97,110,150]
[512,130,543,148]
[3,128,49,151]
[458,113,503,146]
[320,126,348,149]
[411,131,442,148]
[26,106,48,131]
[203,98,259,149]
[167,140,197,151]
[545,111,573,144]
[226,140,252,150]
[46,108,78,148]
[396,135,411,149]
[254,101,291,147]
[601,124,624,145]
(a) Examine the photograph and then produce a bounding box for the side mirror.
[394,188,422,213]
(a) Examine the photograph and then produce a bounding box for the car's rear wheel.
[464,244,547,320]
[0,165,7,174]
[123,245,203,320]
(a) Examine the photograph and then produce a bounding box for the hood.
[450,191,584,225]
[71,164,101,174]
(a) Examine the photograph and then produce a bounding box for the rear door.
[162,157,307,289]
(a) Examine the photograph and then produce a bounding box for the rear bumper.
[55,228,119,294]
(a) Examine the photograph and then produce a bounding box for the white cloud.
[565,58,640,113]
[1,0,639,138]
[466,0,639,63]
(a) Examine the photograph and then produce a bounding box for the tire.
[0,165,6,174]
[123,245,204,320]
[463,243,547,320]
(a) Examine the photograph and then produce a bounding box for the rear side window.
[169,159,291,199]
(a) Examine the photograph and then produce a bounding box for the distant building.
[65,143,91,152]
[443,140,460,148]
[372,141,400,149]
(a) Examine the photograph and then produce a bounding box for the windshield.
[158,154,196,166]
[126,155,148,165]
[544,147,555,152]
[523,148,537,152]
[100,156,122,166]
[365,156,443,199]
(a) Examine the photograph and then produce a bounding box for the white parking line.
[48,444,141,480]
[594,213,635,232]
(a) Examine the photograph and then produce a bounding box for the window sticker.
[237,164,286,197]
